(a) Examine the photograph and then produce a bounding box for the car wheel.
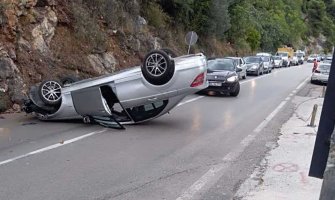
[142,50,175,85]
[38,80,63,106]
[60,76,80,86]
[230,83,240,97]
[160,48,178,58]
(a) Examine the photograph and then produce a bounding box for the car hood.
[245,63,260,69]
[207,70,236,80]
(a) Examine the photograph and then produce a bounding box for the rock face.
[88,52,118,75]
[0,46,25,105]
[31,8,57,55]
[0,0,171,112]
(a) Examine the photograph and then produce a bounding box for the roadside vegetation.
[140,0,335,54]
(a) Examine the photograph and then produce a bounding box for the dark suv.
[200,58,241,96]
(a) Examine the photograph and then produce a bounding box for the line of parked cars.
[198,51,303,97]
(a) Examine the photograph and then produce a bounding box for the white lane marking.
[176,77,309,200]
[177,96,204,107]
[0,129,106,166]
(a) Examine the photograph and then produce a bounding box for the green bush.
[144,2,170,28]
[71,1,107,51]
[0,92,10,112]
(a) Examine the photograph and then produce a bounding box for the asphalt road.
[0,64,312,200]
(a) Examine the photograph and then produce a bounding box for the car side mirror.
[236,67,242,72]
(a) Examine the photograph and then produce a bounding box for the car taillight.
[191,72,205,87]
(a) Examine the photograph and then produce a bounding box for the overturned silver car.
[23,50,208,128]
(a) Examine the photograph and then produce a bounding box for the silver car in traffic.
[23,50,208,128]
[311,63,331,84]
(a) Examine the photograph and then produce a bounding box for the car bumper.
[246,69,259,74]
[201,81,239,93]
[311,74,329,83]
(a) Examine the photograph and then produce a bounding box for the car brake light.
[191,72,205,87]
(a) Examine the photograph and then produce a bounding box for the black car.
[200,58,241,96]
[244,56,265,76]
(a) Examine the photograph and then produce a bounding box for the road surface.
[0,64,312,200]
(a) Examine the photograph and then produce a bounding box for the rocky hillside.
[0,0,334,112]
[0,0,192,112]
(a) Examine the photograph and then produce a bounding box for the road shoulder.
[235,84,324,200]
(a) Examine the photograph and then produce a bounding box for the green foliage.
[246,27,261,51]
[71,1,107,51]
[144,2,170,28]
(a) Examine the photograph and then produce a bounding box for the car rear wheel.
[60,76,80,86]
[230,83,240,97]
[38,80,63,106]
[142,50,175,86]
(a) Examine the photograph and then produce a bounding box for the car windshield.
[244,57,261,64]
[273,56,281,60]
[295,53,303,57]
[208,59,235,71]
[262,57,270,62]
[278,53,288,57]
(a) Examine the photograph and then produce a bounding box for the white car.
[273,56,283,68]
[307,54,321,63]
[311,63,331,84]
[277,52,290,67]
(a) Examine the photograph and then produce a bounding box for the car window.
[208,60,235,71]
[126,100,168,122]
[244,57,261,63]
[262,57,270,62]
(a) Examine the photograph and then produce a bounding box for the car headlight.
[227,76,238,82]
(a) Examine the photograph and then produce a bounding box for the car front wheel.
[38,80,63,106]
[230,83,240,97]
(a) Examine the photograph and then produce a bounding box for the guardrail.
[320,128,335,200]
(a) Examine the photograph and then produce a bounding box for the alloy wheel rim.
[41,81,62,102]
[145,53,168,77]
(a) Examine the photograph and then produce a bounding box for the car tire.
[38,80,63,106]
[160,48,178,58]
[60,76,80,86]
[230,83,240,97]
[142,50,175,86]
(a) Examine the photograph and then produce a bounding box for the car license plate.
[209,82,221,87]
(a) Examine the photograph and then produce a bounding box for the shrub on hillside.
[143,2,170,28]
[71,2,107,52]
[0,92,10,112]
